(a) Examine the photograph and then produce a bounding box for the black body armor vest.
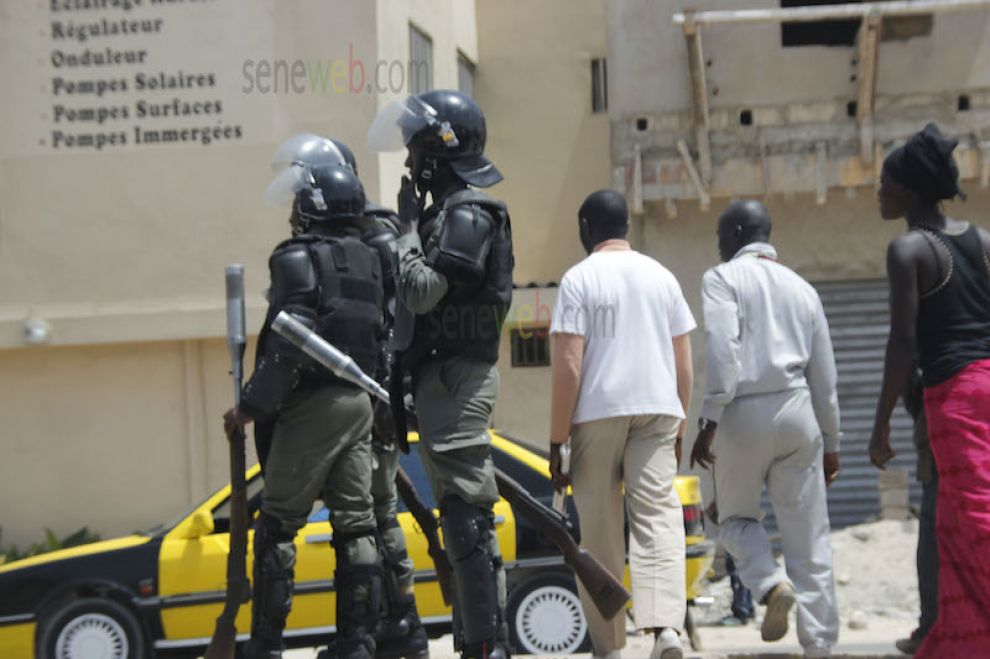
[242,232,384,420]
[403,189,514,370]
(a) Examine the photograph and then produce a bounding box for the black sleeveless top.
[915,224,990,386]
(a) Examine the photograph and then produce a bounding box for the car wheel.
[38,597,147,659]
[506,574,591,655]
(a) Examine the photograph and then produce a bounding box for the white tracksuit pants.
[714,387,839,653]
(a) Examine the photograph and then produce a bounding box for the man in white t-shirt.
[549,190,696,659]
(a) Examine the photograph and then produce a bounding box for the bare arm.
[550,332,585,445]
[870,237,921,468]
[673,333,693,466]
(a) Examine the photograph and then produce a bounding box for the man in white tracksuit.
[691,199,841,658]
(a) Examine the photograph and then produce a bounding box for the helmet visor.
[366,96,443,152]
[263,164,308,207]
[270,133,346,172]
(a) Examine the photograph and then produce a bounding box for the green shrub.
[0,526,101,565]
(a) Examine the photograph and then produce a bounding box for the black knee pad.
[331,527,378,568]
[440,496,501,645]
[441,496,494,561]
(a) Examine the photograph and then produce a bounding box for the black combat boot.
[460,623,510,658]
[460,639,509,659]
[374,590,429,658]
[332,562,382,659]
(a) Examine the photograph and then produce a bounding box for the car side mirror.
[180,510,215,539]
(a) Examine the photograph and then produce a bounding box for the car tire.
[506,573,591,655]
[38,597,147,659]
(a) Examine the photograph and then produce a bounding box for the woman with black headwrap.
[869,122,990,658]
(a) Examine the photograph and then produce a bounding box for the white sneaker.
[650,628,683,659]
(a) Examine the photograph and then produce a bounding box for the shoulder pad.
[443,189,507,217]
[426,202,497,285]
[443,203,494,228]
[443,188,510,227]
[365,217,399,241]
[269,243,317,304]
[365,203,400,223]
[443,188,509,216]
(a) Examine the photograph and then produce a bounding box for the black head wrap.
[883,123,965,203]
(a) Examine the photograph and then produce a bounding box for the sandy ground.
[281,618,914,658]
[276,518,923,658]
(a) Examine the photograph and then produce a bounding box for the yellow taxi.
[0,431,713,658]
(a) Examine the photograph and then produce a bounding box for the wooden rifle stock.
[492,469,630,620]
[394,466,454,605]
[204,429,251,659]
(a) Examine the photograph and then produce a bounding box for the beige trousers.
[570,414,686,654]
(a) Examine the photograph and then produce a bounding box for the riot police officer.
[253,133,356,472]
[224,162,385,659]
[314,140,431,659]
[361,208,431,659]
[368,90,514,659]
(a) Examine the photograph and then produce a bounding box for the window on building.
[458,52,475,97]
[510,327,550,368]
[780,1,932,47]
[591,58,608,113]
[409,23,433,94]
[881,13,933,42]
[780,0,861,47]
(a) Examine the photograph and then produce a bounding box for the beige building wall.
[373,0,479,206]
[0,0,476,547]
[476,0,611,448]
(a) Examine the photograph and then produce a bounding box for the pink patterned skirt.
[917,358,990,658]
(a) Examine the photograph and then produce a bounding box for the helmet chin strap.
[419,156,439,180]
[293,199,321,231]
[414,156,439,200]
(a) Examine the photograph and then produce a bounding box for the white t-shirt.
[550,250,696,424]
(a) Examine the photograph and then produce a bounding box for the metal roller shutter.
[760,279,920,533]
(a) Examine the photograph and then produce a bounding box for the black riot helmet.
[265,133,351,206]
[329,138,358,175]
[367,90,503,188]
[294,164,367,227]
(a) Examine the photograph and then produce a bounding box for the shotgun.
[205,265,252,659]
[271,311,631,621]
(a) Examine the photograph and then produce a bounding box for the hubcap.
[515,585,587,654]
[55,613,129,659]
